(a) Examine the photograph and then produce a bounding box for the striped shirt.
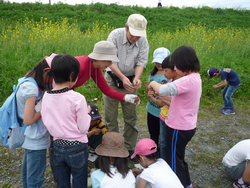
[106,28,149,76]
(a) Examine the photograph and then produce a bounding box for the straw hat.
[95,132,129,158]
[88,41,119,62]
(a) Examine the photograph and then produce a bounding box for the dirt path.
[0,112,249,187]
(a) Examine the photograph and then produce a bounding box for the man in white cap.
[103,14,149,159]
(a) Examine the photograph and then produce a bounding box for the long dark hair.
[25,59,53,91]
[150,66,158,76]
[171,45,200,73]
[135,151,158,162]
[95,156,130,178]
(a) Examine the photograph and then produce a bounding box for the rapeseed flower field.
[0,17,249,103]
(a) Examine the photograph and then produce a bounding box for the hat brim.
[207,69,213,79]
[95,144,129,158]
[129,27,146,37]
[91,114,102,120]
[152,57,164,64]
[88,53,120,62]
[130,152,136,159]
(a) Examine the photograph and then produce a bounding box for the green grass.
[1,2,250,33]
[0,3,250,187]
[0,12,249,105]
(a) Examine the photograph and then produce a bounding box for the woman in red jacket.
[46,41,139,186]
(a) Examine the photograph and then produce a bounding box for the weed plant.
[1,2,250,33]
[0,16,249,105]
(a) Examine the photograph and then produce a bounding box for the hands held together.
[122,78,142,92]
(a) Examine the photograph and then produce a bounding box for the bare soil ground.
[0,104,250,188]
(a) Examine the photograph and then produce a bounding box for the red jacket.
[74,55,125,101]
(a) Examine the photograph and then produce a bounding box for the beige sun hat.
[127,14,147,37]
[95,132,129,158]
[88,41,119,62]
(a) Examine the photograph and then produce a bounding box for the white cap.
[127,14,147,37]
[152,47,171,64]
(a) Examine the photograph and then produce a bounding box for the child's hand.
[104,129,111,134]
[213,85,219,89]
[144,82,149,92]
[148,81,156,90]
[147,90,154,99]
[92,128,101,135]
[87,105,91,114]
[132,168,142,177]
[88,128,101,137]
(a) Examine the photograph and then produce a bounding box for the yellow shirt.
[88,119,106,135]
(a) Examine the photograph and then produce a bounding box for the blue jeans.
[222,83,240,110]
[160,119,166,160]
[22,149,47,188]
[88,132,103,148]
[53,142,88,188]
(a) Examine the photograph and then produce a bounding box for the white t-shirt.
[222,139,250,167]
[91,166,135,188]
[140,159,183,188]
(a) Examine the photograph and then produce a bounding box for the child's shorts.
[225,160,248,180]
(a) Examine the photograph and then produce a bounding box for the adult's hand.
[124,94,140,105]
[122,77,134,92]
[133,79,141,90]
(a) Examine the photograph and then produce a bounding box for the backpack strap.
[15,77,41,133]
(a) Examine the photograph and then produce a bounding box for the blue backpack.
[0,77,39,148]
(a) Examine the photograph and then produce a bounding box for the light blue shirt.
[16,79,50,150]
[91,169,105,188]
[146,74,170,117]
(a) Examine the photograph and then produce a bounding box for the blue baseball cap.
[207,67,219,78]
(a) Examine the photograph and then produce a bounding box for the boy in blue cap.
[207,67,241,115]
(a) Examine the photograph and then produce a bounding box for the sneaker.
[219,106,229,110]
[233,181,250,188]
[88,146,95,154]
[222,109,235,114]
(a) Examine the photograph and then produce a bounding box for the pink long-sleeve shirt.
[41,90,91,143]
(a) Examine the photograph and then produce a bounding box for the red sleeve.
[92,68,125,101]
[74,56,125,101]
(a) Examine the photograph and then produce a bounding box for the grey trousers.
[103,72,138,150]
[225,160,248,180]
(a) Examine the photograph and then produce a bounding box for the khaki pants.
[103,72,138,150]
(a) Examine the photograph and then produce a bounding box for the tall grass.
[0,17,249,105]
